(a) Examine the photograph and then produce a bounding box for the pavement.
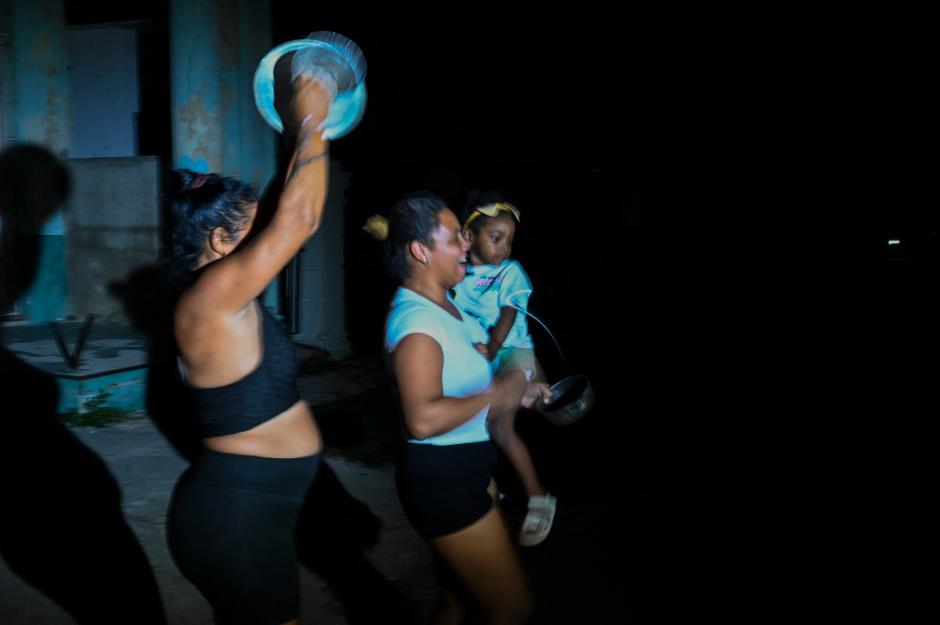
[0,355,436,625]
[0,319,147,378]
[0,349,852,624]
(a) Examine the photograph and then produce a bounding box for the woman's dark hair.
[462,189,506,234]
[384,191,448,282]
[161,169,257,287]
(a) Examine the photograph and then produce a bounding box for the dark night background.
[61,2,931,622]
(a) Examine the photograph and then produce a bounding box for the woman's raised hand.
[290,75,332,136]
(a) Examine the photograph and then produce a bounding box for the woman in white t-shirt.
[366,192,550,625]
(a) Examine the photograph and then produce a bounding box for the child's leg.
[490,348,547,498]
[488,406,557,546]
[491,348,557,546]
[488,404,545,498]
[533,356,548,385]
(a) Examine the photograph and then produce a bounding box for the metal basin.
[537,374,594,426]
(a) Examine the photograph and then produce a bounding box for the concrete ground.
[0,357,438,625]
[1,351,851,624]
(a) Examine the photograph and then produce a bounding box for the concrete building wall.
[64,156,160,318]
[293,166,351,357]
[68,26,139,158]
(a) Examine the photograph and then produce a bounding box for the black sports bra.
[179,302,301,438]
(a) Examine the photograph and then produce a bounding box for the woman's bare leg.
[430,588,463,625]
[431,507,532,625]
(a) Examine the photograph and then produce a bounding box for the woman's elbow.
[279,192,323,237]
[294,198,322,236]
[407,423,434,441]
[282,208,320,239]
[404,412,436,440]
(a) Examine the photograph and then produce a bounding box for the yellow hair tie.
[362,215,389,241]
[463,202,520,229]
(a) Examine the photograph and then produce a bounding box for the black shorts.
[395,440,497,538]
[167,449,319,625]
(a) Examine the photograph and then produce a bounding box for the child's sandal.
[519,493,556,547]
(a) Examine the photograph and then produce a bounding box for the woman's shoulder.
[388,296,436,321]
[386,292,447,345]
[174,289,258,350]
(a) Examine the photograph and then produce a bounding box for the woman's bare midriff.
[203,400,322,458]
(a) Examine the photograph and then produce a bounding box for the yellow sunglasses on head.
[463,202,521,229]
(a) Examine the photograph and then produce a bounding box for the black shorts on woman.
[396,440,497,538]
[168,450,319,625]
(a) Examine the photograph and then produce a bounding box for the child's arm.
[484,306,519,360]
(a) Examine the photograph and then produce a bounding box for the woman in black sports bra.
[161,75,333,625]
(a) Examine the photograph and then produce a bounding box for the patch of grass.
[59,392,131,428]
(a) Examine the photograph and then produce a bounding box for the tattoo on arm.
[286,143,329,185]
[285,129,330,186]
[296,126,317,153]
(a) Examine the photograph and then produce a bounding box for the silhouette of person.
[0,143,166,624]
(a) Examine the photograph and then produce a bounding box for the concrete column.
[9,0,69,320]
[170,0,278,306]
[169,0,273,186]
[294,167,351,358]
[235,0,274,191]
[170,0,226,173]
[236,0,277,309]
[10,0,68,156]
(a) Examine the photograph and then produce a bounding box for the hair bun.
[362,215,389,241]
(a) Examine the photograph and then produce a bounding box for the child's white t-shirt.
[453,260,534,349]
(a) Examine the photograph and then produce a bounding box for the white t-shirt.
[384,287,493,446]
[453,259,534,349]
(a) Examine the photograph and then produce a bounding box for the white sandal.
[519,493,556,547]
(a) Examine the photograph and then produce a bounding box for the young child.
[453,191,557,547]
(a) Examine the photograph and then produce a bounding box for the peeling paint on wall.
[175,87,223,171]
[170,0,273,184]
[12,0,69,157]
